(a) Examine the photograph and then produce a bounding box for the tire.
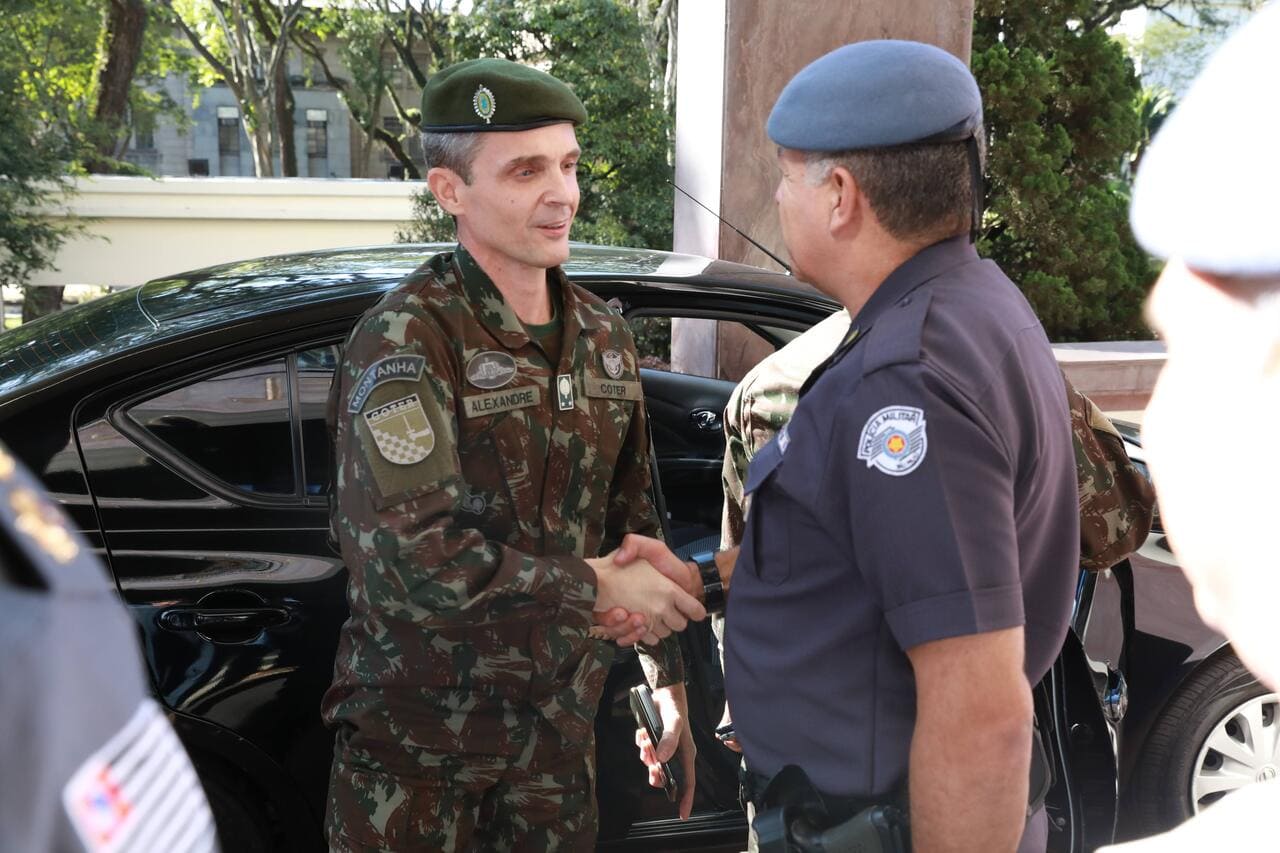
[1124,652,1280,837]
[201,769,275,853]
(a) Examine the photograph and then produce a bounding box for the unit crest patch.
[602,349,625,379]
[857,405,927,476]
[364,394,435,465]
[466,351,517,389]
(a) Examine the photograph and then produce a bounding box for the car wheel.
[201,769,274,853]
[1126,653,1280,835]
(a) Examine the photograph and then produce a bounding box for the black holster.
[751,718,1053,853]
[751,765,908,853]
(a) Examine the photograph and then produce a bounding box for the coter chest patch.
[857,405,927,476]
[364,394,435,464]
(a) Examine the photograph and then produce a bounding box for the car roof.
[0,243,818,402]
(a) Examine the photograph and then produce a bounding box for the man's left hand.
[590,607,649,646]
[636,683,697,819]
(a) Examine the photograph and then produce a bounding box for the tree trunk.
[374,127,421,180]
[88,0,147,172]
[21,285,65,323]
[249,119,275,177]
[275,46,298,176]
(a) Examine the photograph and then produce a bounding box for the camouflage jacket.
[721,308,1155,570]
[721,310,852,548]
[322,246,680,767]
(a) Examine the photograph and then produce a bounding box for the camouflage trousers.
[325,738,598,852]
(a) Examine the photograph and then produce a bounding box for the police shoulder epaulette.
[862,289,932,375]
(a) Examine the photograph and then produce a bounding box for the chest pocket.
[742,433,795,585]
[456,386,544,545]
[583,372,640,476]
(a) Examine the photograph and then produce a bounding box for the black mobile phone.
[715,722,737,743]
[628,684,678,802]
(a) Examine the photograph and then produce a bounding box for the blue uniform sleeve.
[831,361,1025,652]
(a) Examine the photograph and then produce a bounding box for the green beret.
[420,58,587,133]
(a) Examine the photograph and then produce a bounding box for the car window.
[298,344,340,497]
[126,358,296,496]
[629,316,781,383]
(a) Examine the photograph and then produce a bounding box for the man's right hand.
[589,552,707,640]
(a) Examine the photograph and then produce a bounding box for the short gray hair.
[420,131,485,183]
[805,136,986,244]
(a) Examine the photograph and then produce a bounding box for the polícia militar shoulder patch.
[348,354,426,413]
[857,405,927,476]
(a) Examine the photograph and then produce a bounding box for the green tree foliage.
[1,0,193,317]
[974,0,1159,340]
[0,61,77,305]
[399,0,674,250]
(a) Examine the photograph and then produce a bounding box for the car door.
[75,336,350,850]
[592,290,830,850]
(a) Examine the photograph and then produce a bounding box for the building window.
[217,106,241,176]
[188,159,209,176]
[133,113,156,151]
[306,108,328,177]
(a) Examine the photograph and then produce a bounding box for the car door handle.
[689,409,722,432]
[158,606,291,632]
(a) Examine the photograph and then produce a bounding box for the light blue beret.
[767,40,982,152]
[1130,4,1280,276]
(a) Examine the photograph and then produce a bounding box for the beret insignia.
[472,85,496,124]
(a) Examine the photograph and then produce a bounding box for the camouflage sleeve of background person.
[333,300,600,632]
[720,310,853,548]
[599,312,683,688]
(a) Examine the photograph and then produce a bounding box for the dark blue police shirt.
[724,236,1079,800]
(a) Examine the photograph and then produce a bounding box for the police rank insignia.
[364,394,435,465]
[466,351,517,389]
[473,85,496,123]
[857,405,927,476]
[602,349,625,379]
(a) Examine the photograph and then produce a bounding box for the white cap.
[1129,3,1280,276]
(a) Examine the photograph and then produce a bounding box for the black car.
[0,244,1257,851]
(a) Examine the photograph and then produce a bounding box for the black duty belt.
[744,717,1054,852]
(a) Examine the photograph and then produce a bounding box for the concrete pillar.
[671,0,975,376]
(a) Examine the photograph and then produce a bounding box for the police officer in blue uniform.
[0,441,218,853]
[720,41,1078,853]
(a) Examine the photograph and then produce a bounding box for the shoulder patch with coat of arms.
[857,405,927,476]
[364,394,435,465]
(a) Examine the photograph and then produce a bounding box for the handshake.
[587,533,706,647]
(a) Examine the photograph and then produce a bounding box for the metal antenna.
[667,180,791,275]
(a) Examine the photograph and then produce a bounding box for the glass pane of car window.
[629,315,777,383]
[127,358,296,496]
[297,344,341,498]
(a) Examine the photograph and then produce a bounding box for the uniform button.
[899,296,912,307]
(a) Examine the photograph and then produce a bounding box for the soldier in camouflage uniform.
[322,59,704,852]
